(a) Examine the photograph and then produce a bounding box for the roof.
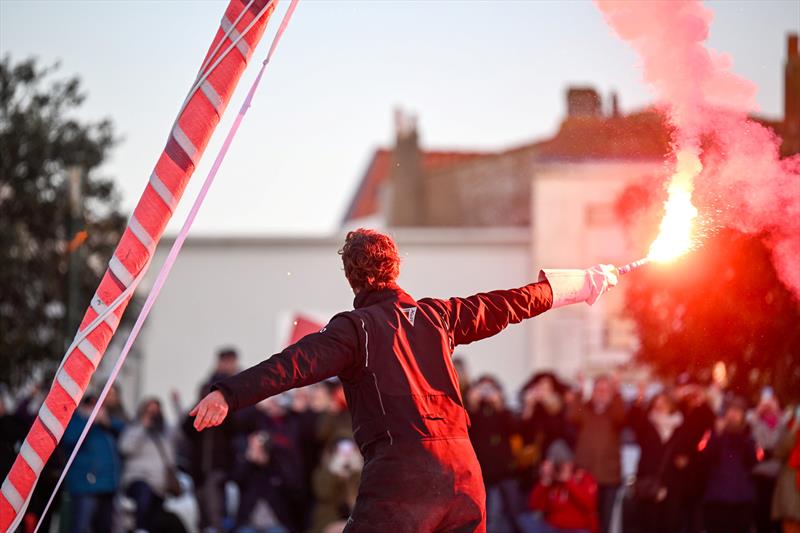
[533,111,671,160]
[342,110,672,223]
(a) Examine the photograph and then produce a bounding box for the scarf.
[650,411,684,443]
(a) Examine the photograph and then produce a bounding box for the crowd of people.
[2,349,799,533]
[461,366,800,533]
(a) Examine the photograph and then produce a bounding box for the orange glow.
[647,150,701,262]
[67,230,88,253]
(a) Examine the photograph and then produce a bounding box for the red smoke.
[596,0,800,297]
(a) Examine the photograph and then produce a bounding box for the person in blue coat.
[702,397,758,533]
[62,393,125,533]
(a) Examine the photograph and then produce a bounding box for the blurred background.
[1,2,799,533]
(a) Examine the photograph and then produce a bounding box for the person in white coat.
[119,398,177,533]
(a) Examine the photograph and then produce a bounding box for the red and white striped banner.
[1,1,276,529]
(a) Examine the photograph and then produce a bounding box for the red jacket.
[214,283,553,454]
[529,470,599,533]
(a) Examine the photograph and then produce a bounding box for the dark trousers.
[68,492,113,533]
[703,502,754,533]
[196,470,228,532]
[345,438,486,533]
[754,476,780,533]
[597,484,618,533]
[127,480,164,531]
[637,493,682,533]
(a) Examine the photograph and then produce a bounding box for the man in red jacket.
[190,228,618,532]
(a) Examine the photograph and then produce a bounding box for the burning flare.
[647,150,701,262]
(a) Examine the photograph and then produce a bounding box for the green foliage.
[617,182,800,403]
[0,57,128,388]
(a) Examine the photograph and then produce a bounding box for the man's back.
[212,282,553,454]
[334,286,470,454]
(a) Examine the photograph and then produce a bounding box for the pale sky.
[1,0,798,236]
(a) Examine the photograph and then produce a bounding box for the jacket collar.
[353,284,416,309]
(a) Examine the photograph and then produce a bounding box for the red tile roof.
[342,111,672,223]
[533,111,672,160]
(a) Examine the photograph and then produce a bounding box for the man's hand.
[189,390,229,431]
[539,460,555,486]
[585,264,618,305]
[539,264,619,308]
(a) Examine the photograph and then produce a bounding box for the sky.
[1,0,798,236]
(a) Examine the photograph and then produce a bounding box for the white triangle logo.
[401,307,417,326]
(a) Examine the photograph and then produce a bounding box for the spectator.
[13,378,47,425]
[8,380,67,533]
[105,383,130,423]
[233,431,303,533]
[702,397,758,533]
[751,391,785,533]
[236,396,306,529]
[182,348,240,533]
[518,372,572,490]
[771,407,800,533]
[309,437,362,533]
[201,347,240,393]
[467,375,520,533]
[119,398,179,533]
[62,394,124,533]
[528,440,598,533]
[315,379,352,451]
[453,356,471,397]
[567,375,625,533]
[674,382,715,533]
[629,391,689,533]
[286,385,327,523]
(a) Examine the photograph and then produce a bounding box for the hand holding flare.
[618,149,703,276]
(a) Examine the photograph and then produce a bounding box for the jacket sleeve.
[528,483,549,512]
[567,398,585,427]
[213,315,358,412]
[432,281,553,346]
[610,395,627,427]
[565,474,598,512]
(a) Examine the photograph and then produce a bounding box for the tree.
[616,182,800,403]
[0,57,129,388]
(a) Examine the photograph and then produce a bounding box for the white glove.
[538,264,619,308]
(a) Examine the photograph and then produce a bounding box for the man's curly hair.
[339,229,400,291]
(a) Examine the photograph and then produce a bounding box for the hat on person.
[546,439,574,466]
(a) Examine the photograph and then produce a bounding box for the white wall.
[530,160,663,378]
[135,228,537,410]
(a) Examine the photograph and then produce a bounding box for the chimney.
[784,33,799,155]
[387,108,425,227]
[394,107,416,141]
[610,90,620,118]
[566,86,602,118]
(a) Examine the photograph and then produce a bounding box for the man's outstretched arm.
[190,316,358,431]
[434,264,618,346]
[433,282,554,346]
